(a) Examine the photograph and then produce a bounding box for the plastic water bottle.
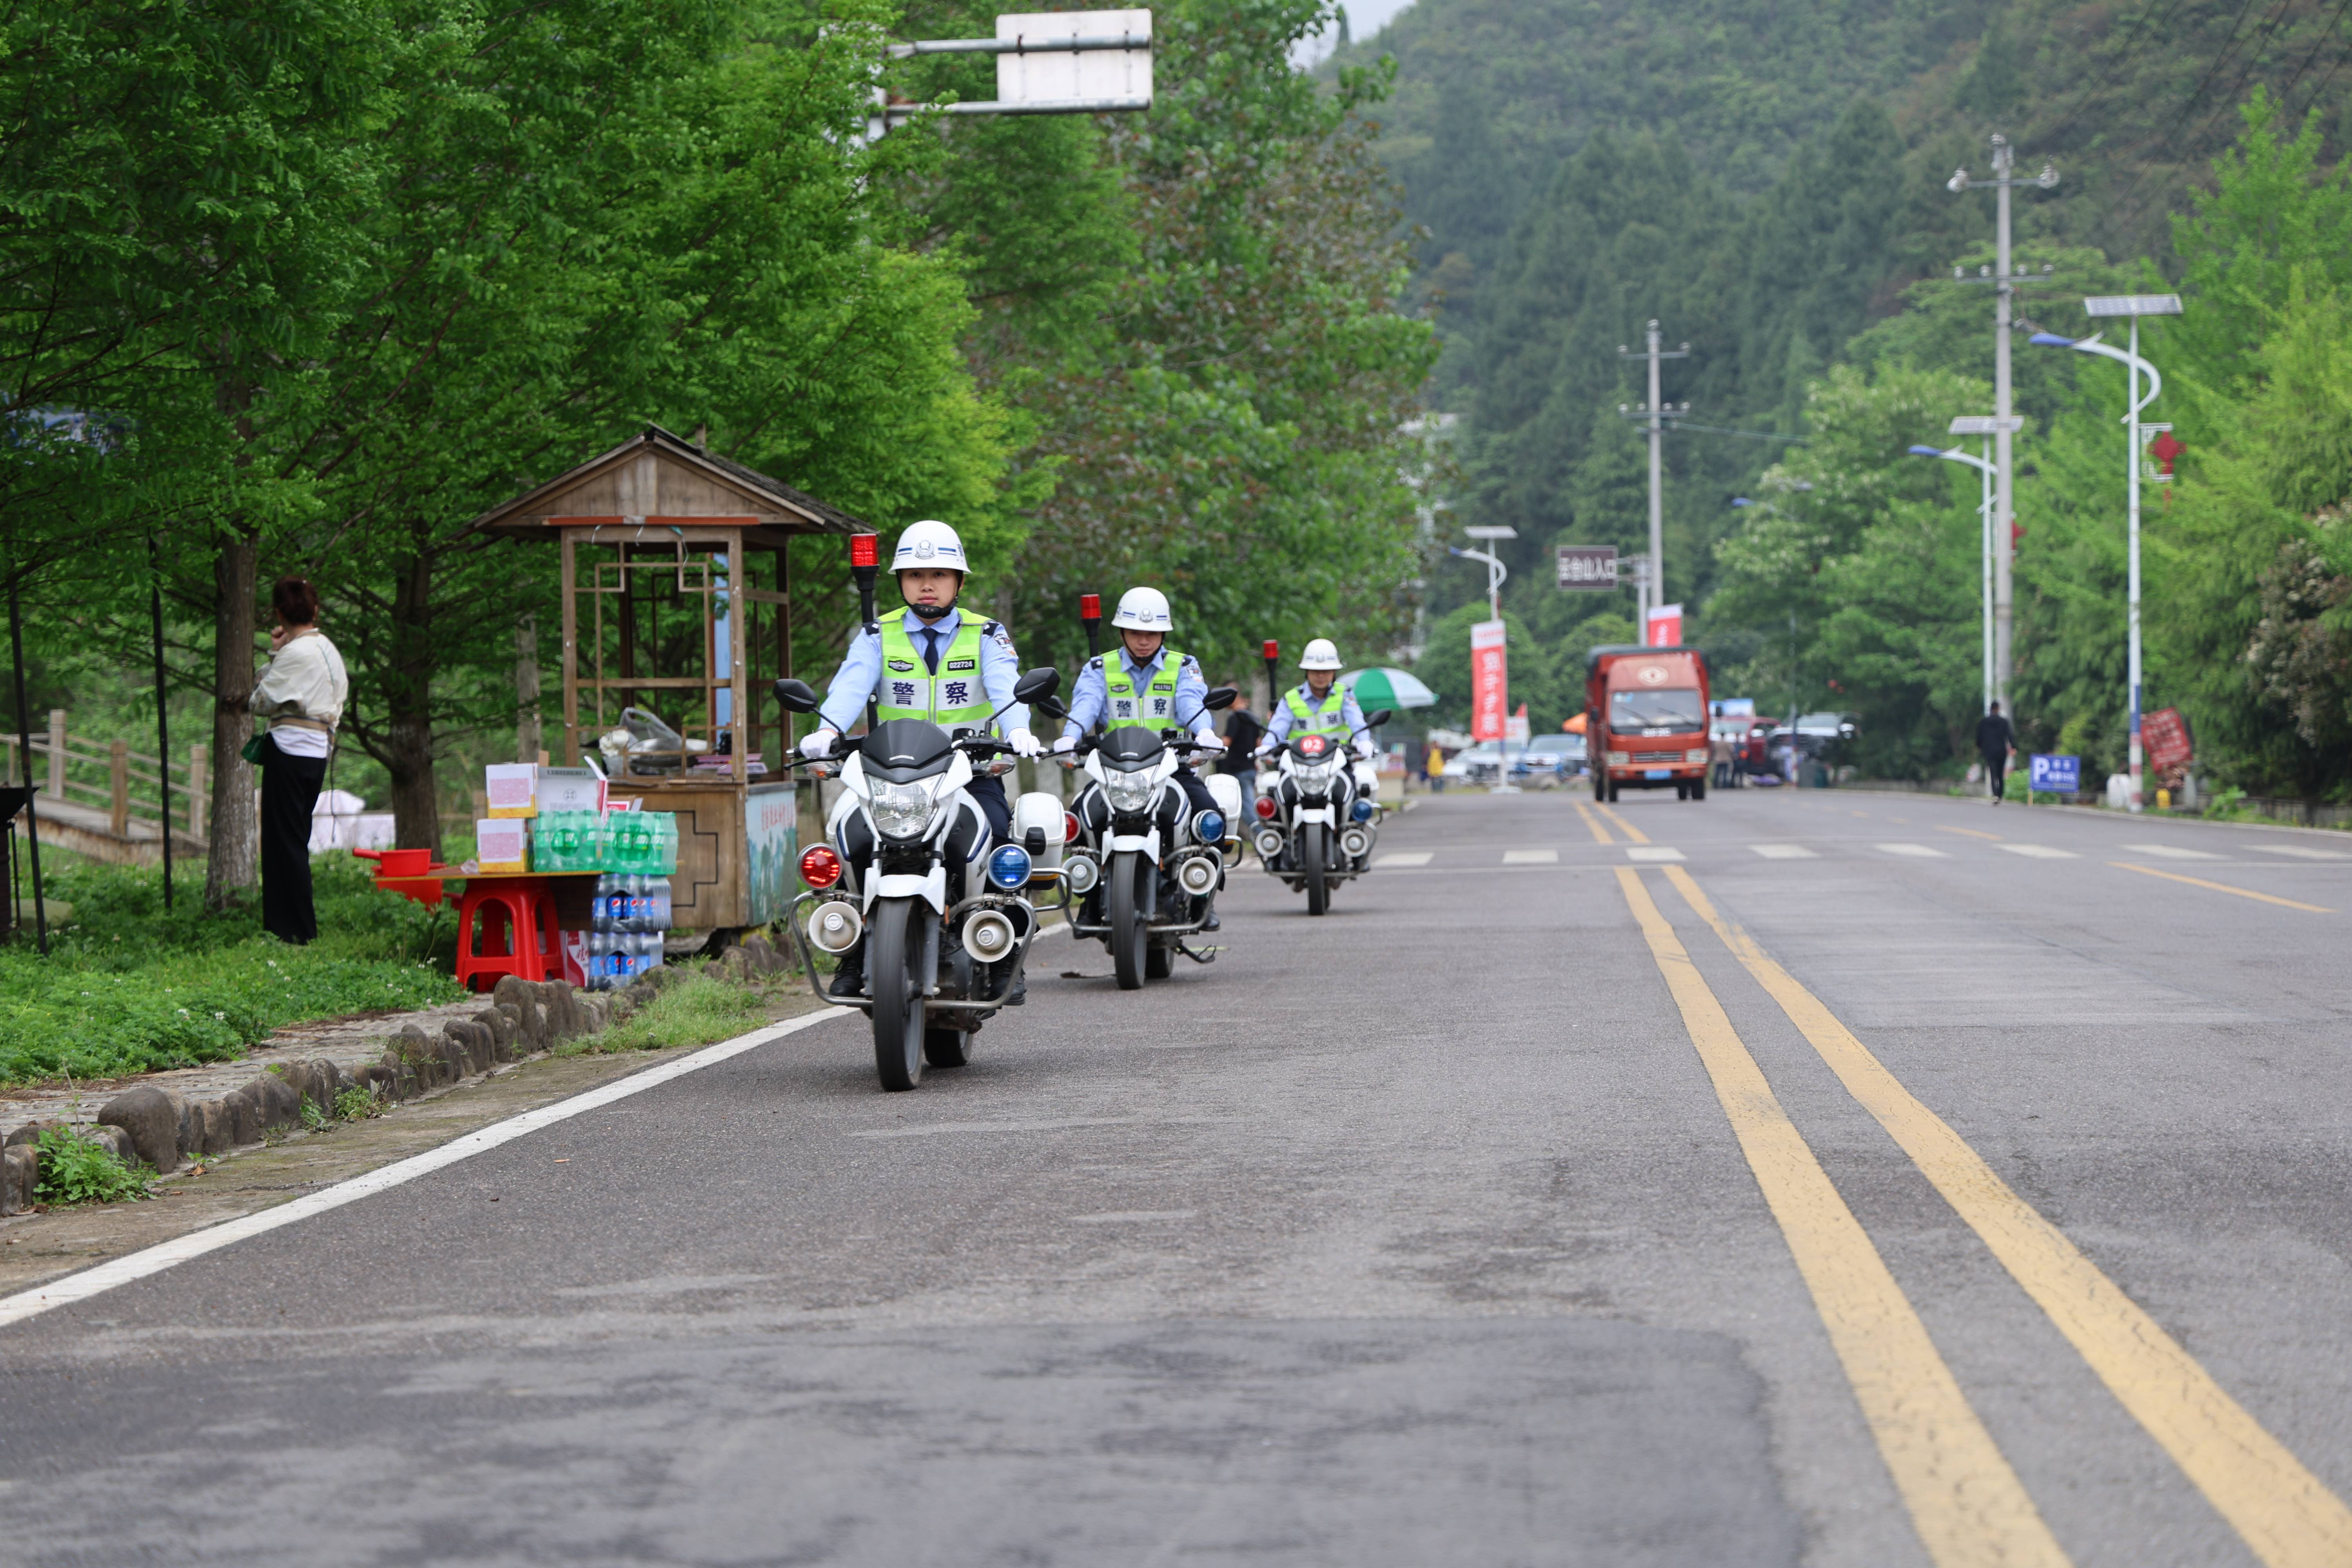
[646,877,672,932]
[592,873,619,933]
[652,814,678,874]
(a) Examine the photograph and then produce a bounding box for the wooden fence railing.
[3,710,209,842]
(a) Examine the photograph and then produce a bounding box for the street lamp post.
[1452,525,1517,791]
[1908,412,2021,720]
[2033,293,2181,814]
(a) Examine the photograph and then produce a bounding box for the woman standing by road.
[250,575,347,944]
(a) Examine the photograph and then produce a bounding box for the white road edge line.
[0,1005,855,1331]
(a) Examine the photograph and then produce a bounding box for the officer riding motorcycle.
[1252,638,1387,913]
[793,520,1047,1001]
[1053,588,1238,935]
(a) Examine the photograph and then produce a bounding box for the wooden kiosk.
[474,426,868,936]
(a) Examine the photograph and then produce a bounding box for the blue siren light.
[1193,809,1226,845]
[1350,799,1376,822]
[987,843,1033,889]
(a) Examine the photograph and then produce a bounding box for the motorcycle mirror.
[1013,666,1062,704]
[1201,686,1238,712]
[1363,708,1392,728]
[772,677,820,714]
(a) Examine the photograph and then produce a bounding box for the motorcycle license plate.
[1643,769,1670,779]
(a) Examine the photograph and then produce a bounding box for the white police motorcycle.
[1249,711,1389,916]
[773,669,1067,1091]
[1058,688,1244,990]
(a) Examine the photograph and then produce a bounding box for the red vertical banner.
[1645,602,1683,648]
[1470,619,1508,742]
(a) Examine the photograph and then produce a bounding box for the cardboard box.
[475,817,531,873]
[538,766,606,815]
[485,763,539,817]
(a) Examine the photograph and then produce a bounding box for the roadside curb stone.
[1,978,633,1204]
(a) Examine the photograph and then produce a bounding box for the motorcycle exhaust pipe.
[1339,826,1371,860]
[1253,828,1284,860]
[962,907,1017,963]
[1175,853,1219,897]
[806,899,864,955]
[1063,851,1100,895]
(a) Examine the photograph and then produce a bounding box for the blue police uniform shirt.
[1061,647,1217,742]
[1260,681,1372,756]
[817,605,1027,737]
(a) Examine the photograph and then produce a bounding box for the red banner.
[1646,602,1683,648]
[1470,620,1508,742]
[2142,707,2193,773]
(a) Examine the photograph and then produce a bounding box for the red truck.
[1586,644,1711,802]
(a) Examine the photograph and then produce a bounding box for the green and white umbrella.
[1340,668,1437,710]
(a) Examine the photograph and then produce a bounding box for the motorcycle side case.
[1013,790,1067,869]
[1205,773,1243,824]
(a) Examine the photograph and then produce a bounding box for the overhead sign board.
[1948,415,2024,435]
[1556,545,1618,590]
[995,10,1152,107]
[2028,753,2080,793]
[2083,295,2183,317]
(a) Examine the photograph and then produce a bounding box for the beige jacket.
[251,628,349,731]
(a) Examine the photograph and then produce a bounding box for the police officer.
[1256,638,1373,760]
[1053,586,1224,929]
[800,520,1042,994]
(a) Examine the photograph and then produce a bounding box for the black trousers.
[260,735,328,944]
[1984,753,2008,800]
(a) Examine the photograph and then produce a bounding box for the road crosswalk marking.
[1876,842,1946,858]
[2122,843,2220,860]
[2250,844,2350,860]
[1501,848,1557,865]
[1373,851,1432,868]
[1997,843,2076,859]
[1624,846,1684,863]
[1751,844,1817,859]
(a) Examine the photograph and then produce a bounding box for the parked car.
[1512,735,1583,784]
[1443,740,1506,786]
[1766,711,1860,782]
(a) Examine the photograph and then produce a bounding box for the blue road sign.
[2029,753,2080,793]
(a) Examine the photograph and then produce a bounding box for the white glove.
[800,728,838,760]
[1008,727,1044,759]
[1051,734,1076,755]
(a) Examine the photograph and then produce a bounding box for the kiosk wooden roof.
[470,424,868,544]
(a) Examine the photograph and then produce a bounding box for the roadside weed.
[33,1126,153,1206]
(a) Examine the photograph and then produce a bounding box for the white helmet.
[1299,638,1342,670]
[891,519,969,574]
[1111,587,1173,633]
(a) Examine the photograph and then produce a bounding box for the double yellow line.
[1617,863,2352,1568]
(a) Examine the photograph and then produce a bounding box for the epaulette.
[1085,654,1103,671]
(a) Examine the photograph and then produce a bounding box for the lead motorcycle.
[1058,687,1244,990]
[1249,710,1390,916]
[773,668,1068,1091]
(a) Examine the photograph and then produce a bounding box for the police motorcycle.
[1058,688,1244,990]
[772,667,1069,1092]
[1250,710,1390,916]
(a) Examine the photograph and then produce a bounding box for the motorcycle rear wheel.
[868,899,927,1091]
[1109,852,1148,990]
[1304,826,1329,916]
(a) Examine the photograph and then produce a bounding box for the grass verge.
[559,967,773,1056]
[0,855,463,1088]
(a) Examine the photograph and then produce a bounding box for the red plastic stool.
[454,878,559,992]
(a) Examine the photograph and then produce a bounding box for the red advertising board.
[1470,619,1508,742]
[1646,602,1682,648]
[2142,707,2193,773]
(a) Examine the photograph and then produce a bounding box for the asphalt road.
[5,784,2350,1567]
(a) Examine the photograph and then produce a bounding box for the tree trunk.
[385,552,441,856]
[204,530,259,909]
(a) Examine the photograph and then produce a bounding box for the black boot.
[1201,897,1221,933]
[828,935,867,997]
[1006,966,1027,1005]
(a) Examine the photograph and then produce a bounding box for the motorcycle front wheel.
[1109,851,1148,990]
[1303,826,1329,916]
[868,898,928,1091]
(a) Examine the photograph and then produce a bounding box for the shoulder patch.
[1085,655,1103,671]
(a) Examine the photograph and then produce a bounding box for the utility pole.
[1619,323,1689,639]
[1947,137,2058,715]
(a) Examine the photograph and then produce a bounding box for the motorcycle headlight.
[1295,761,1334,788]
[1103,771,1156,813]
[870,779,936,839]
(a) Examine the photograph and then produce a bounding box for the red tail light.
[849,535,879,568]
[1254,795,1278,819]
[1063,810,1081,843]
[799,844,843,889]
[1079,594,1101,619]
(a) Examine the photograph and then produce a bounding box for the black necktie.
[921,626,941,675]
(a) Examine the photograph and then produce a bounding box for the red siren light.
[1263,640,1279,660]
[799,844,844,889]
[1079,594,1102,619]
[849,535,879,568]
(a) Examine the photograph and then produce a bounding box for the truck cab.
[1586,645,1711,802]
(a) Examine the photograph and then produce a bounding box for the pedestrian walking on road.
[1221,692,1263,777]
[1426,740,1446,793]
[1976,701,2016,804]
[250,575,347,944]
